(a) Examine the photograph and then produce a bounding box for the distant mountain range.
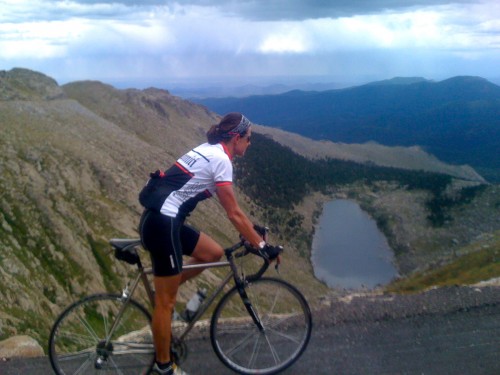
[194,76,500,182]
[170,81,350,99]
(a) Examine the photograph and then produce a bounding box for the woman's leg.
[181,232,223,283]
[152,232,221,363]
[140,211,187,365]
[152,273,182,363]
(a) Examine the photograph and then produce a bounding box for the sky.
[1,0,499,89]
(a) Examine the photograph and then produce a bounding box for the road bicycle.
[48,236,312,374]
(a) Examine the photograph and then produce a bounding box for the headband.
[220,115,251,139]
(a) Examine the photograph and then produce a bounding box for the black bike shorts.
[139,210,200,276]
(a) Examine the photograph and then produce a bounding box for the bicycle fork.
[235,279,265,331]
[227,251,265,332]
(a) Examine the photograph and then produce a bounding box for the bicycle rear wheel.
[210,277,312,375]
[48,293,154,375]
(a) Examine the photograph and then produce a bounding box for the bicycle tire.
[48,293,154,375]
[210,277,312,375]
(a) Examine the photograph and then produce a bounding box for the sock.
[156,360,174,372]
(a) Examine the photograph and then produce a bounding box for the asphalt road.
[1,286,499,374]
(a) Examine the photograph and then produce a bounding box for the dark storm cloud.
[211,0,476,20]
[67,0,477,20]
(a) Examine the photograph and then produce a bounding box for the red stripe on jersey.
[220,142,233,160]
[216,181,232,186]
[175,162,194,177]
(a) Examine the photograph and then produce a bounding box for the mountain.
[0,68,64,100]
[251,125,485,183]
[0,68,334,347]
[194,76,500,181]
[365,77,430,86]
[170,81,348,99]
[1,68,499,351]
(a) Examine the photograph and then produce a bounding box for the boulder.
[0,335,44,358]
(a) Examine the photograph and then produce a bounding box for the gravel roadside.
[314,284,500,326]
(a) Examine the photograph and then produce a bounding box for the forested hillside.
[236,133,490,233]
[195,76,500,181]
[237,133,499,275]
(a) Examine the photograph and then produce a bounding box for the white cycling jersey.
[159,142,233,218]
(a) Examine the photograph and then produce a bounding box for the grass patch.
[87,235,122,292]
[387,235,500,293]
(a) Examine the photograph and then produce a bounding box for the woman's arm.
[216,184,264,249]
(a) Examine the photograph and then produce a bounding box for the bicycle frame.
[177,246,267,339]
[105,242,263,348]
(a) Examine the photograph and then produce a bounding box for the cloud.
[221,0,480,21]
[1,0,499,86]
[15,0,479,22]
[61,0,479,21]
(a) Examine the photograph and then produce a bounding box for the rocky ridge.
[253,124,485,183]
[0,68,64,101]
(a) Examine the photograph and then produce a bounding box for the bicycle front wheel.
[210,277,312,375]
[48,293,154,375]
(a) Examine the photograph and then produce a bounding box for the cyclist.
[138,112,280,375]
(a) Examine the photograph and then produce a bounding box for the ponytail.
[206,124,221,145]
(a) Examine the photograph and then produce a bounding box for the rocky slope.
[0,69,236,347]
[0,68,327,348]
[336,183,499,275]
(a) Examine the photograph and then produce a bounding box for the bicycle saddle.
[109,238,141,265]
[109,238,141,250]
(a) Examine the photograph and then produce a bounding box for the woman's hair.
[207,112,251,145]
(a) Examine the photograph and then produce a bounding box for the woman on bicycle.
[139,112,277,375]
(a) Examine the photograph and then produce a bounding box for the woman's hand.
[260,244,282,261]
